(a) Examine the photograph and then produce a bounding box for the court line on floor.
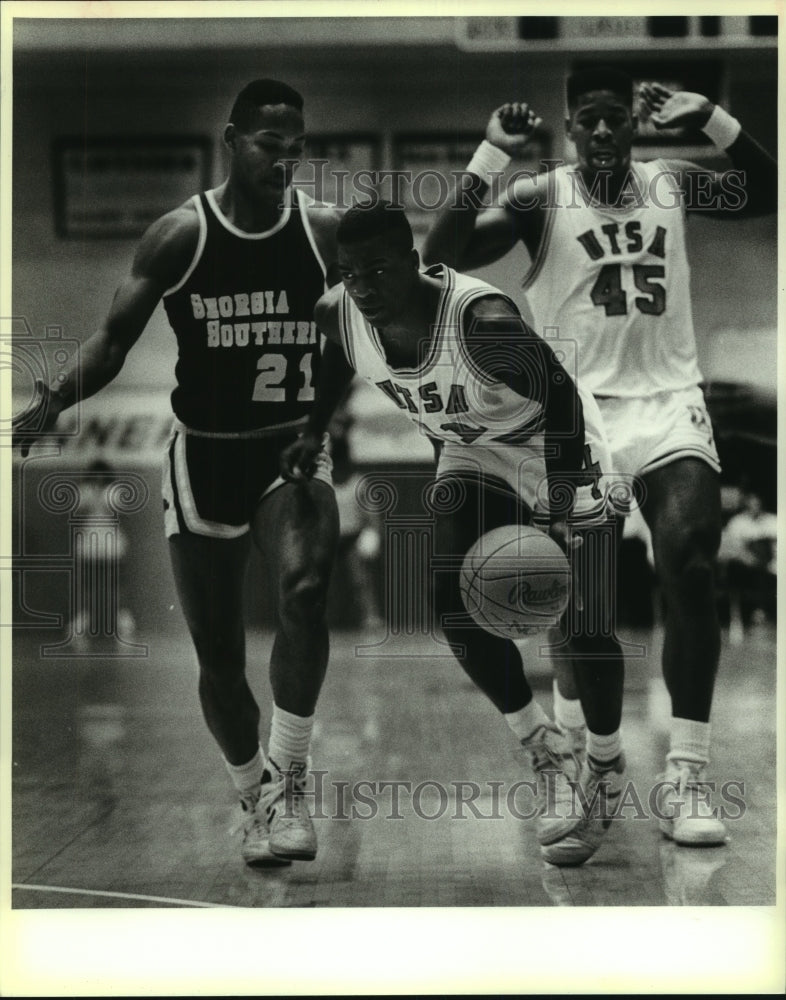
[12,883,240,908]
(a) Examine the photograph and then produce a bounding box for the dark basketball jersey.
[163,188,327,433]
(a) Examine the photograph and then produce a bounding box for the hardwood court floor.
[10,621,778,910]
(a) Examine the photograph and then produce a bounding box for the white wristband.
[466,139,511,186]
[701,105,741,150]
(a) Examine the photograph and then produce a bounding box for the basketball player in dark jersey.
[13,80,341,867]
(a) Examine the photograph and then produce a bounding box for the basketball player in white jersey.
[423,67,777,846]
[13,80,343,867]
[282,200,627,865]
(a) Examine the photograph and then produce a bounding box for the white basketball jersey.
[339,264,546,451]
[523,160,703,398]
[338,263,609,516]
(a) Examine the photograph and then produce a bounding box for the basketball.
[459,525,571,639]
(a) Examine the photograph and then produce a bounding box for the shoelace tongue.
[230,808,266,837]
[538,748,563,770]
[677,766,709,795]
[533,746,576,776]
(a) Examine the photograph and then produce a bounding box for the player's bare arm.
[422,102,548,270]
[640,82,777,217]
[12,201,201,455]
[461,296,585,532]
[280,287,355,482]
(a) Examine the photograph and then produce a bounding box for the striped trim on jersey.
[339,263,552,449]
[163,195,208,297]
[437,269,549,446]
[449,289,524,389]
[339,289,359,371]
[205,187,292,240]
[338,265,455,379]
[296,189,329,288]
[521,196,557,292]
[521,162,669,292]
[161,188,321,299]
[377,266,453,377]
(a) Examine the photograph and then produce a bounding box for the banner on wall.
[10,391,175,467]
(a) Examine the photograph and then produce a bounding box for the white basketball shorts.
[596,385,722,492]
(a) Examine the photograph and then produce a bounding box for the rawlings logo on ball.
[460,525,571,640]
[508,578,569,609]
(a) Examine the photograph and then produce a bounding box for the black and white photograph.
[1,1,782,995]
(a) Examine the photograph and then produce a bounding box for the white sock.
[267,704,314,775]
[587,730,622,765]
[505,699,551,742]
[552,679,586,730]
[668,717,711,767]
[224,746,265,808]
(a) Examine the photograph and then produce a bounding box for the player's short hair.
[567,67,634,111]
[337,200,414,254]
[229,79,304,131]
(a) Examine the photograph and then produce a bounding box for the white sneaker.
[541,752,626,866]
[236,799,292,867]
[521,724,582,846]
[260,762,318,861]
[558,723,587,766]
[655,759,728,847]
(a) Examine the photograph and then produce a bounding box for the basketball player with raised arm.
[13,80,342,867]
[423,68,777,846]
[282,200,626,865]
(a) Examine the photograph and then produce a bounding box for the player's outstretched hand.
[12,379,63,457]
[639,83,714,132]
[280,431,323,484]
[486,102,543,156]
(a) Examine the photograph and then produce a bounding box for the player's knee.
[190,624,244,677]
[657,520,720,586]
[279,569,329,627]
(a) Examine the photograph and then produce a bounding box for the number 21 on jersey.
[252,352,315,402]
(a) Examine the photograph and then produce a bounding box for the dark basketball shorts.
[162,419,333,539]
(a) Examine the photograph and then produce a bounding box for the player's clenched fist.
[639,82,714,132]
[486,102,543,155]
[280,430,323,483]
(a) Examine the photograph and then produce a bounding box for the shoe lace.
[661,761,720,822]
[527,726,581,777]
[674,762,713,797]
[583,756,624,822]
[262,769,309,826]
[230,802,266,838]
